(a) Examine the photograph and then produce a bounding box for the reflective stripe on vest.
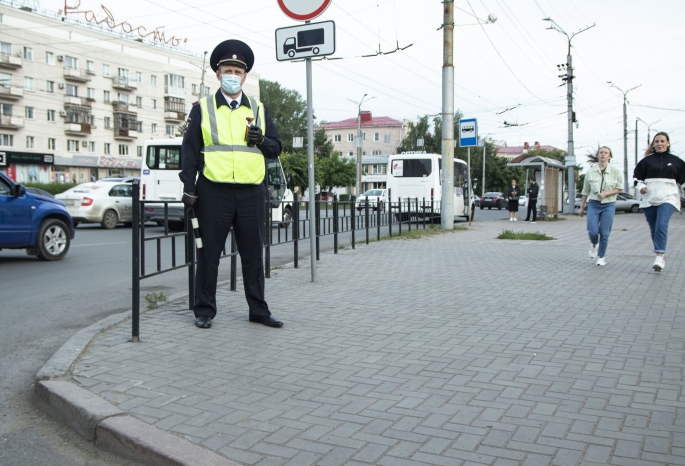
[199,94,266,184]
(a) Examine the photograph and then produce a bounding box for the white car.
[518,195,527,206]
[56,180,135,229]
[356,189,388,211]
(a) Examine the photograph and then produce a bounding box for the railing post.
[293,192,299,268]
[186,206,195,309]
[423,197,426,229]
[376,196,381,241]
[265,198,271,279]
[398,198,402,235]
[351,195,356,249]
[230,228,237,291]
[333,194,338,254]
[365,197,369,244]
[315,193,320,261]
[388,198,393,238]
[408,198,412,232]
[131,179,140,342]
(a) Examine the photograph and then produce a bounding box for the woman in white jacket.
[633,132,685,272]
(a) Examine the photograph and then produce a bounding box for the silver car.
[56,181,134,229]
[356,189,388,211]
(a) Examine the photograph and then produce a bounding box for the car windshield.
[484,192,500,197]
[364,190,383,196]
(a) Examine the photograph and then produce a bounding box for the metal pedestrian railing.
[131,178,441,341]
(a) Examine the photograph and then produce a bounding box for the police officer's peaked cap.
[211,40,254,73]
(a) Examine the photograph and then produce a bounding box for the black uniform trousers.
[526,199,537,221]
[194,175,271,320]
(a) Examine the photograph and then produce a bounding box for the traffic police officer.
[180,39,283,329]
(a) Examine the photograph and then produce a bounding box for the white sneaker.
[588,244,598,259]
[596,257,606,266]
[509,218,513,222]
[513,218,517,222]
[653,256,665,272]
[530,221,536,224]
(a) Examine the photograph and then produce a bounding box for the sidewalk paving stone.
[66,214,685,464]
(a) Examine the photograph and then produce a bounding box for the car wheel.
[168,221,186,231]
[36,218,70,261]
[101,209,119,229]
[480,206,484,210]
[279,207,292,228]
[629,204,639,213]
[488,207,491,210]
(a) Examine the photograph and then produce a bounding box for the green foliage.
[313,127,335,159]
[145,292,168,309]
[338,194,350,202]
[259,79,308,153]
[497,229,555,240]
[23,182,78,195]
[396,115,442,154]
[280,152,310,195]
[317,153,356,194]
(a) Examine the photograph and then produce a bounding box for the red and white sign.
[277,0,332,21]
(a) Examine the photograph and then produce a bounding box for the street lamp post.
[608,82,641,192]
[480,133,492,197]
[349,94,375,196]
[637,117,661,149]
[544,18,594,214]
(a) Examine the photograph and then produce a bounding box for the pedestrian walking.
[578,146,623,266]
[524,176,539,223]
[507,179,520,221]
[633,132,685,272]
[180,39,284,329]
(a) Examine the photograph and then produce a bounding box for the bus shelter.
[507,155,567,216]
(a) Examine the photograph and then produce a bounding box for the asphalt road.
[0,207,508,465]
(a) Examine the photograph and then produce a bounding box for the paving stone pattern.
[73,214,685,465]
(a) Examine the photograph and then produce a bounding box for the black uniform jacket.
[179,90,282,194]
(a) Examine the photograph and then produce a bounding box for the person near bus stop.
[633,132,685,272]
[507,179,520,221]
[579,146,623,266]
[180,39,284,329]
[524,176,539,223]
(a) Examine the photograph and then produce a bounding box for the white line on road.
[72,242,128,247]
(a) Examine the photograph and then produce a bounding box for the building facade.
[0,3,259,184]
[496,141,558,161]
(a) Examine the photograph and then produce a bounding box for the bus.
[140,138,294,229]
[386,152,474,222]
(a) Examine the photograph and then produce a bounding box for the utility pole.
[440,0,454,229]
[349,95,374,196]
[480,133,491,197]
[635,120,638,167]
[544,19,594,214]
[608,82,641,192]
[200,51,207,96]
[637,117,661,149]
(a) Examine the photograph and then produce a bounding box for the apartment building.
[317,111,411,157]
[496,141,558,161]
[0,3,259,184]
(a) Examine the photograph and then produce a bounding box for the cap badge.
[232,54,237,59]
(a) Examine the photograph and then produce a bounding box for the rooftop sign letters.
[60,1,188,47]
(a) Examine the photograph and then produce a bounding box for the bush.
[497,229,555,240]
[22,182,78,196]
[338,194,350,202]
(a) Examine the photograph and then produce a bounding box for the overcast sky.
[37,0,685,173]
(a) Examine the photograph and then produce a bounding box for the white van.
[386,152,473,222]
[140,138,294,228]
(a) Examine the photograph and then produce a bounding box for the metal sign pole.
[306,52,316,282]
[467,146,472,225]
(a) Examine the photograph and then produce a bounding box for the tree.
[279,152,310,196]
[313,127,335,158]
[259,79,308,153]
[396,115,441,154]
[317,153,356,194]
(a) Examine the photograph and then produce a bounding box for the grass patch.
[270,265,283,271]
[145,291,168,309]
[364,224,467,243]
[497,229,555,241]
[542,216,566,221]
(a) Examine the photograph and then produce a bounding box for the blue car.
[0,172,75,261]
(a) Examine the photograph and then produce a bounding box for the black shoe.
[249,315,283,328]
[195,316,212,328]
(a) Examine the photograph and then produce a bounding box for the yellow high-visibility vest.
[199,94,266,184]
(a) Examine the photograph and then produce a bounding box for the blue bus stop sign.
[459,118,478,147]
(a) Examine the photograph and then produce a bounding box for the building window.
[136,71,142,83]
[164,74,185,97]
[0,134,14,146]
[135,121,142,132]
[373,164,386,174]
[26,136,35,149]
[347,134,354,142]
[118,68,129,79]
[64,56,78,69]
[45,51,54,65]
[0,103,12,116]
[47,109,55,121]
[137,146,143,157]
[165,125,174,136]
[0,42,10,56]
[25,106,33,119]
[334,134,341,142]
[362,151,366,155]
[151,75,157,86]
[348,151,353,156]
[104,116,111,129]
[136,96,142,107]
[23,47,32,60]
[151,99,157,110]
[67,139,79,152]
[24,77,33,91]
[192,84,198,95]
[102,64,110,76]
[46,80,54,93]
[88,141,96,152]
[374,132,379,142]
[384,135,391,143]
[103,90,110,102]
[86,60,94,72]
[117,93,128,104]
[151,123,157,134]
[87,87,95,100]
[65,84,78,96]
[118,144,129,156]
[0,72,10,86]
[48,138,55,150]
[104,143,110,154]
[164,96,185,113]
[362,133,366,141]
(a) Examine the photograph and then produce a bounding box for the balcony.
[64,123,91,135]
[0,84,24,100]
[164,85,185,99]
[111,76,137,91]
[164,111,186,122]
[114,128,138,140]
[63,67,91,82]
[0,54,22,69]
[64,95,91,107]
[112,101,137,114]
[0,115,24,129]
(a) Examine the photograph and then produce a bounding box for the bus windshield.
[267,160,286,201]
[146,145,181,170]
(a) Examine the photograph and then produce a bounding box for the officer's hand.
[182,192,198,210]
[247,126,264,145]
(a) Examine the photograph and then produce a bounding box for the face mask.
[221,74,242,94]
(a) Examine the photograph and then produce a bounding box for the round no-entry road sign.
[277,0,332,21]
